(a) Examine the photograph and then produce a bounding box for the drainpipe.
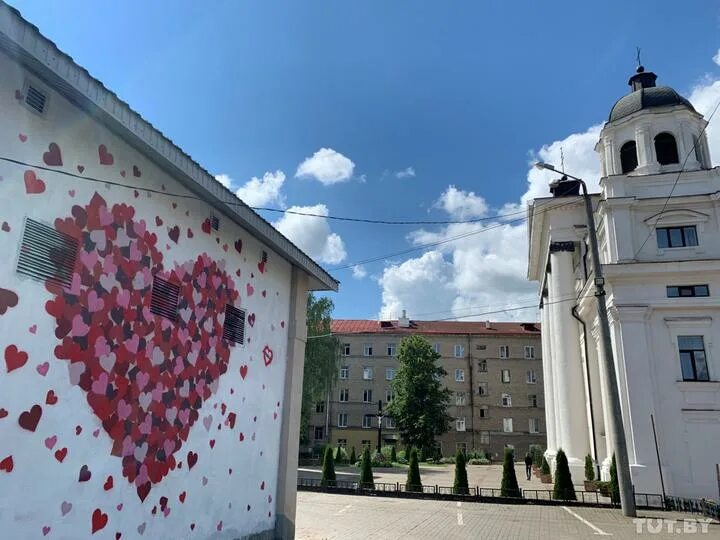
[571,305,601,480]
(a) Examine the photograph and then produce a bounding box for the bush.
[396,457,408,465]
[453,450,469,495]
[439,457,455,464]
[541,456,551,475]
[380,445,393,460]
[468,457,490,465]
[500,448,521,498]
[390,446,397,463]
[553,449,576,501]
[321,446,336,487]
[349,446,356,464]
[406,448,423,492]
[585,454,595,482]
[397,449,406,461]
[360,447,374,489]
[532,446,544,468]
[335,445,348,464]
[418,447,426,462]
[609,454,620,504]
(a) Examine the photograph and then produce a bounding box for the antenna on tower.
[636,47,642,68]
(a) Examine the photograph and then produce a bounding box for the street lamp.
[376,400,384,454]
[534,161,637,517]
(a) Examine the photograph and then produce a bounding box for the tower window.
[620,141,638,173]
[654,132,679,165]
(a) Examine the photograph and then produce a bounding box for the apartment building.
[308,314,545,459]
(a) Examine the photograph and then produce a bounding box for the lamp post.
[534,162,637,517]
[376,400,384,454]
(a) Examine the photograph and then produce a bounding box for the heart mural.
[45,193,240,501]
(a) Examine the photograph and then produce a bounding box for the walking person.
[524,452,533,480]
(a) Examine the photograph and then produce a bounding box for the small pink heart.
[117,503,123,511]
[246,283,254,297]
[18,133,27,142]
[93,429,100,438]
[44,435,57,449]
[36,362,50,376]
[29,324,37,334]
[68,189,75,197]
[42,526,51,536]
[61,501,72,516]
[77,165,85,173]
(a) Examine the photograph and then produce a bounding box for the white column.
[547,241,590,471]
[591,319,614,479]
[540,300,557,456]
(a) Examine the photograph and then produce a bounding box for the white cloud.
[235,170,286,208]
[273,204,347,265]
[689,78,720,167]
[395,166,416,179]
[351,265,368,280]
[435,185,489,220]
[214,173,233,189]
[713,49,720,67]
[296,148,356,185]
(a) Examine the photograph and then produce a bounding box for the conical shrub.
[541,456,551,475]
[609,454,620,504]
[553,449,576,500]
[585,454,595,482]
[390,446,397,463]
[321,446,336,487]
[406,448,423,492]
[359,447,374,489]
[349,446,356,464]
[335,445,343,464]
[500,448,521,497]
[453,449,469,495]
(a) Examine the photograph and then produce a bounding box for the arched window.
[654,132,679,165]
[620,140,638,173]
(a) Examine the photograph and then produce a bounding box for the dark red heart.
[179,491,186,503]
[240,365,248,379]
[209,439,215,449]
[77,165,85,174]
[98,144,114,165]
[1,221,10,232]
[187,228,193,238]
[263,346,273,367]
[91,508,108,534]
[43,142,63,167]
[18,404,42,432]
[0,288,19,315]
[45,390,58,405]
[187,451,198,470]
[24,170,46,194]
[155,216,163,226]
[133,165,141,177]
[14,89,23,100]
[78,465,92,482]
[201,219,211,234]
[104,475,113,491]
[248,313,255,327]
[0,408,8,419]
[168,225,180,243]
[234,239,242,254]
[54,447,68,462]
[0,455,13,472]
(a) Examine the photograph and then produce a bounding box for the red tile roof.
[331,320,540,336]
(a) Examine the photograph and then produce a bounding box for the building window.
[342,343,350,356]
[314,426,325,440]
[385,417,396,429]
[678,335,709,381]
[529,418,540,434]
[478,382,488,396]
[363,389,373,403]
[456,417,466,432]
[454,344,465,358]
[337,438,347,448]
[656,226,698,249]
[433,343,441,354]
[455,369,465,382]
[480,431,490,445]
[363,344,373,356]
[501,369,511,383]
[361,439,372,449]
[456,442,467,454]
[476,344,487,351]
[501,393,512,407]
[339,388,349,402]
[337,413,348,428]
[478,360,487,372]
[363,367,374,380]
[385,368,396,381]
[499,345,509,358]
[528,394,538,408]
[315,401,325,413]
[620,140,638,173]
[385,389,395,402]
[524,346,535,359]
[340,366,349,379]
[655,132,680,165]
[362,414,374,428]
[456,391,466,406]
[526,369,537,384]
[479,405,488,418]
[387,343,396,356]
[667,285,709,298]
[503,418,513,433]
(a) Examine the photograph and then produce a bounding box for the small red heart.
[179,491,186,503]
[18,133,27,142]
[78,464,91,482]
[77,165,85,173]
[248,313,256,327]
[91,508,108,534]
[258,261,266,274]
[155,216,163,226]
[45,390,58,405]
[98,144,114,165]
[209,439,215,449]
[18,404,42,432]
[190,523,195,531]
[263,345,273,367]
[187,228,193,238]
[0,455,13,472]
[4,345,28,372]
[42,526,51,536]
[262,290,267,297]
[201,219,212,234]
[54,447,68,462]
[43,142,63,167]
[239,432,245,442]
[68,189,76,197]
[260,481,265,490]
[24,170,46,194]
[240,365,248,379]
[187,451,198,470]
[223,243,228,252]
[75,425,82,435]
[171,202,177,209]
[1,222,9,232]
[234,239,242,253]
[0,409,8,419]
[115,533,121,540]
[104,475,113,491]
[133,165,141,177]
[133,189,139,198]
[28,324,37,334]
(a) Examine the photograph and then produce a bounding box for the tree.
[386,336,452,451]
[585,454,595,482]
[359,447,374,489]
[500,448,521,498]
[541,456,551,475]
[300,294,340,445]
[609,454,620,504]
[335,445,343,464]
[349,446,356,464]
[406,448,423,492]
[390,446,397,463]
[532,446,544,468]
[321,446,336,487]
[553,449,576,500]
[453,449,469,495]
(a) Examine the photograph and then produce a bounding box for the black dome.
[609,85,695,122]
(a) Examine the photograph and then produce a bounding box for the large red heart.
[0,288,19,315]
[45,193,239,501]
[24,170,46,194]
[43,142,63,167]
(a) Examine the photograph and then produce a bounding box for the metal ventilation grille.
[210,215,220,231]
[25,85,47,114]
[223,304,246,345]
[17,218,78,287]
[150,277,180,321]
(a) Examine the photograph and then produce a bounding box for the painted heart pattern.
[45,193,240,501]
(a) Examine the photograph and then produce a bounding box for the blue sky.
[11,0,720,321]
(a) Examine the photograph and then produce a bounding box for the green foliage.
[468,457,490,465]
[349,446,356,464]
[453,450,469,495]
[300,294,340,444]
[386,336,452,451]
[609,454,620,504]
[585,454,595,482]
[553,449,576,500]
[406,448,423,492]
[390,446,397,463]
[360,447,374,488]
[335,445,343,464]
[541,456,551,475]
[500,448,521,498]
[532,446,544,468]
[321,446,336,487]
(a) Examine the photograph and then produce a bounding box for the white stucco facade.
[528,67,720,500]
